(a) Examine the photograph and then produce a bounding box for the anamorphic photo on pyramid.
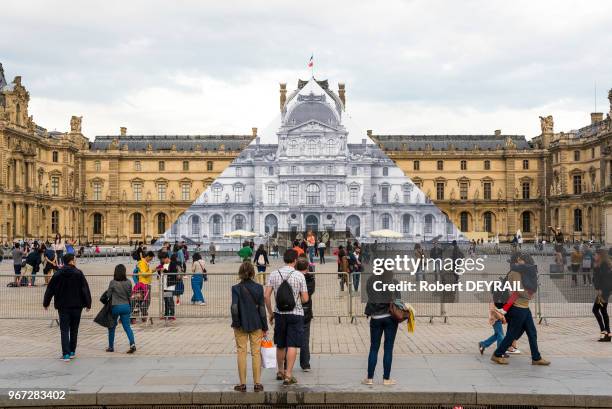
[162,76,465,249]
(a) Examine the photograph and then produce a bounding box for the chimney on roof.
[362,138,366,146]
[256,137,260,145]
[494,129,501,136]
[338,83,346,108]
[367,130,372,137]
[252,127,258,137]
[279,83,287,112]
[120,127,127,136]
[591,112,603,124]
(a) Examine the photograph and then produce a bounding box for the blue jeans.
[308,247,315,262]
[108,304,135,348]
[367,316,398,380]
[191,274,205,303]
[494,306,541,360]
[480,319,504,349]
[352,272,361,292]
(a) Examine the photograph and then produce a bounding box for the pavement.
[0,355,611,407]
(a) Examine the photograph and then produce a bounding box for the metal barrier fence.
[0,269,597,323]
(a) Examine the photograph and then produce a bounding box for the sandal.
[254,383,264,392]
[282,376,298,386]
[233,384,246,392]
[276,371,285,380]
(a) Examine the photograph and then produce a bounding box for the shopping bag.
[405,303,416,333]
[261,338,276,369]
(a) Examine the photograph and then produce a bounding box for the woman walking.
[254,244,269,273]
[105,264,136,353]
[191,252,207,305]
[231,261,268,392]
[337,245,349,292]
[54,234,65,267]
[363,269,400,385]
[593,249,611,342]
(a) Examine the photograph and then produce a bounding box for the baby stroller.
[131,282,152,325]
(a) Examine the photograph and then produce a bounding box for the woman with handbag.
[105,264,136,353]
[191,252,206,305]
[363,269,400,386]
[230,261,268,392]
[593,249,611,342]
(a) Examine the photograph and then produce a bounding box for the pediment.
[285,120,340,134]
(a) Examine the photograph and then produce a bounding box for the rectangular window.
[51,176,60,196]
[94,161,101,172]
[413,161,420,171]
[522,182,530,199]
[234,185,243,202]
[157,184,166,200]
[93,182,102,201]
[206,161,213,171]
[181,183,190,201]
[289,185,298,203]
[158,161,165,171]
[460,160,467,171]
[134,161,142,171]
[483,182,492,200]
[522,160,529,170]
[52,151,59,163]
[573,175,582,195]
[213,186,222,203]
[436,182,444,200]
[591,147,595,159]
[437,160,444,171]
[460,182,468,200]
[133,183,142,200]
[351,166,357,176]
[182,161,189,171]
[381,186,389,203]
[484,160,491,170]
[326,185,336,205]
[267,186,276,204]
[574,150,580,161]
[236,167,242,177]
[349,187,358,205]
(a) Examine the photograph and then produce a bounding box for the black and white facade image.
[163,78,463,245]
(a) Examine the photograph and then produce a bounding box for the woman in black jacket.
[593,249,612,342]
[363,269,400,386]
[296,257,315,371]
[253,244,270,273]
[231,261,268,392]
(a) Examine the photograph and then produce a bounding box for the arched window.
[381,214,392,230]
[264,214,278,235]
[157,213,166,235]
[233,214,246,230]
[191,215,201,236]
[288,139,298,155]
[460,212,470,232]
[93,213,103,235]
[306,183,320,205]
[424,214,434,234]
[443,212,454,235]
[211,214,222,236]
[483,211,493,233]
[402,214,412,234]
[521,211,531,233]
[307,139,317,156]
[573,208,583,232]
[132,213,143,235]
[346,215,361,237]
[51,210,60,234]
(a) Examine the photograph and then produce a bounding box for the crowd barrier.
[0,267,597,323]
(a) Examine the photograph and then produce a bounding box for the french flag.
[307,55,313,68]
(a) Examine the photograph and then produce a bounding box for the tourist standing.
[191,252,206,305]
[12,243,23,286]
[209,242,216,264]
[264,249,309,386]
[23,246,42,287]
[105,264,136,353]
[491,253,550,365]
[318,240,326,264]
[160,252,179,320]
[231,261,268,392]
[54,234,65,266]
[43,244,58,285]
[582,243,594,286]
[570,245,583,286]
[238,241,253,262]
[43,254,92,361]
[337,245,349,291]
[593,249,611,342]
[295,257,315,372]
[363,269,399,385]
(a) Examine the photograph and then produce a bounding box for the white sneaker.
[507,348,521,354]
[197,302,206,306]
[361,378,373,385]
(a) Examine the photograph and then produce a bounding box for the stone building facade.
[0,64,253,244]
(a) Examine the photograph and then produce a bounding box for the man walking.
[264,249,309,386]
[491,253,550,366]
[43,254,92,361]
[12,243,24,286]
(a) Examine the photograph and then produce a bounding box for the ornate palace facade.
[0,64,253,244]
[2,62,611,244]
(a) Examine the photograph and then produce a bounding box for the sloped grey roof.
[90,135,253,151]
[371,134,532,151]
[287,101,338,126]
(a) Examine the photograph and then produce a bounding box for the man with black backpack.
[264,249,309,386]
[491,252,550,366]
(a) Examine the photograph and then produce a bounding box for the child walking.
[478,302,507,355]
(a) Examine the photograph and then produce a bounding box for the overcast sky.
[2,0,611,141]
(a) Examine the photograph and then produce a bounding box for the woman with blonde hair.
[230,261,268,392]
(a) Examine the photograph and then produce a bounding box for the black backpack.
[275,271,296,312]
[521,269,538,293]
[491,272,510,306]
[132,250,140,261]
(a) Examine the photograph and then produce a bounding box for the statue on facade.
[70,116,82,133]
[122,190,127,201]
[497,188,503,200]
[170,190,175,200]
[146,190,151,201]
[539,115,554,134]
[225,193,230,203]
[203,193,208,203]
[474,188,479,200]
[249,192,254,203]
[515,187,519,198]
[394,193,399,203]
[371,192,376,204]
[450,188,456,200]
